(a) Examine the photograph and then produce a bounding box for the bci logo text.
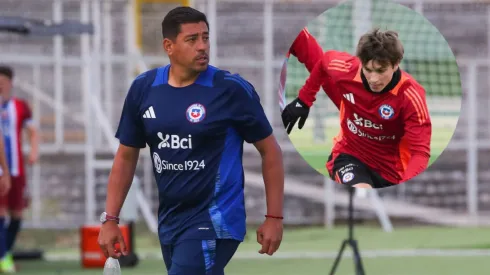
[157,133,192,149]
[353,113,383,130]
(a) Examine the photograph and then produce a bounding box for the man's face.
[164,21,210,73]
[0,75,12,99]
[362,60,399,92]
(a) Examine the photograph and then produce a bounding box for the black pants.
[328,153,396,189]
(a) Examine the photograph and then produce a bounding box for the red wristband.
[265,214,284,220]
[106,215,120,223]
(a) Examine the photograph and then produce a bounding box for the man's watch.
[100,212,120,224]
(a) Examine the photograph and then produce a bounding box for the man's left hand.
[256,217,283,256]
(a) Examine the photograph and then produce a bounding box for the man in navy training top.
[98,6,285,275]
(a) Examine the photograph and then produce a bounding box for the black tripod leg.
[329,240,348,275]
[330,186,367,275]
[350,239,366,275]
[349,187,366,275]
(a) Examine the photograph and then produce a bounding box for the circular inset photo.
[279,0,462,189]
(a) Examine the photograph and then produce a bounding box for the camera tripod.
[329,186,366,275]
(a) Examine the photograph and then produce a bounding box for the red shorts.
[0,175,27,211]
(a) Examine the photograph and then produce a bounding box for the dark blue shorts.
[161,239,240,275]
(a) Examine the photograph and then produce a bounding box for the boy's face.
[362,60,399,92]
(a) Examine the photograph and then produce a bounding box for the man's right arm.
[104,144,140,217]
[98,72,148,258]
[106,72,148,216]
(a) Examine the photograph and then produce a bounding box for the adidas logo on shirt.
[343,93,355,104]
[143,106,156,119]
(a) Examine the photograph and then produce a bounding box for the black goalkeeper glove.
[281,97,310,134]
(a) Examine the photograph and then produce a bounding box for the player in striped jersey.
[282,28,432,188]
[0,65,38,273]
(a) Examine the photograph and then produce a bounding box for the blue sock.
[0,217,5,259]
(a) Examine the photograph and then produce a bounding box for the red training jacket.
[298,50,432,184]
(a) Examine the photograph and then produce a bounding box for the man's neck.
[168,65,200,88]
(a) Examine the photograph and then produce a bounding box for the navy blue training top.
[115,64,273,245]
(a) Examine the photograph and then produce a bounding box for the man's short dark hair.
[161,6,209,40]
[356,28,404,68]
[0,65,13,80]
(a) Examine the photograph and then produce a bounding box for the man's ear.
[163,38,173,56]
